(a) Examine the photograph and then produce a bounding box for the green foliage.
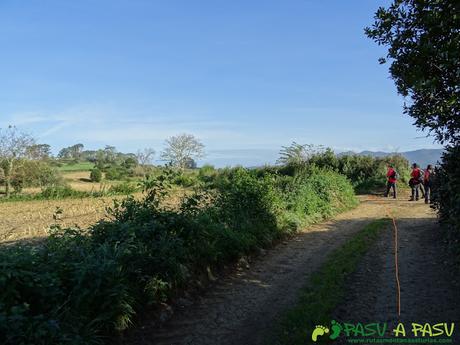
[90,168,102,182]
[336,153,410,193]
[0,168,358,344]
[366,0,460,264]
[40,185,81,199]
[277,142,318,166]
[431,145,460,262]
[366,0,460,145]
[108,181,138,195]
[55,161,95,172]
[278,168,359,230]
[0,184,136,203]
[197,164,217,186]
[276,146,410,194]
[105,166,129,181]
[172,171,198,187]
[1,160,64,194]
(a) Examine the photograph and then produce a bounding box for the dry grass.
[0,196,116,243]
[21,171,119,195]
[0,188,190,244]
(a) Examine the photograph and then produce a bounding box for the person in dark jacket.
[423,164,433,204]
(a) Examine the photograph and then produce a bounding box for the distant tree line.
[0,128,206,197]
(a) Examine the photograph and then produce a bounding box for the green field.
[56,162,95,172]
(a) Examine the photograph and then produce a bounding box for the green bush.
[9,160,65,192]
[172,172,197,187]
[90,168,102,182]
[432,145,460,262]
[283,150,411,193]
[40,185,82,199]
[198,164,217,186]
[0,168,358,344]
[105,166,129,181]
[276,167,358,229]
[108,181,138,195]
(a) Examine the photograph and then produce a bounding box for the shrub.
[0,168,358,344]
[105,166,129,180]
[172,172,198,187]
[293,150,411,193]
[10,160,64,191]
[40,185,81,199]
[198,164,217,186]
[277,167,358,229]
[108,181,138,195]
[90,168,102,182]
[431,145,460,262]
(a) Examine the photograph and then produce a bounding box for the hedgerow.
[431,145,460,263]
[0,167,358,344]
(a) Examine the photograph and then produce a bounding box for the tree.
[0,126,35,197]
[90,168,102,182]
[161,134,205,169]
[277,142,320,166]
[58,143,84,160]
[58,147,71,159]
[136,148,155,167]
[26,144,51,160]
[366,0,460,249]
[103,145,117,164]
[70,144,84,160]
[365,0,460,145]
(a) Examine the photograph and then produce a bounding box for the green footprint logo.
[329,320,343,340]
[311,325,329,342]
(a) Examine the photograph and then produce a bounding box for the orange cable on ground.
[370,195,401,316]
[388,208,401,317]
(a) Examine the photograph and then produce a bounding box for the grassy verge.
[272,218,390,345]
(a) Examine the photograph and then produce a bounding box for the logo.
[311,321,455,343]
[312,320,342,342]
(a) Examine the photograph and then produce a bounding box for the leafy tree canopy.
[365,0,460,144]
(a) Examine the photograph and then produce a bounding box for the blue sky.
[0,0,442,166]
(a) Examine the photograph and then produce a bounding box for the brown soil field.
[0,196,117,243]
[0,188,187,244]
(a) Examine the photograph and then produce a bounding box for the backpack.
[390,169,399,180]
[417,169,424,183]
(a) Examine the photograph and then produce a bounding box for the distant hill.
[339,149,444,167]
[202,148,444,168]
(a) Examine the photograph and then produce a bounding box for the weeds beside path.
[125,196,388,345]
[127,194,456,345]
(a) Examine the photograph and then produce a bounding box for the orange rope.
[388,208,401,316]
[370,195,401,316]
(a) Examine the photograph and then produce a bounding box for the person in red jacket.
[409,163,422,201]
[385,164,397,198]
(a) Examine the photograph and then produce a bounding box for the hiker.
[423,164,434,204]
[409,163,423,201]
[385,164,397,198]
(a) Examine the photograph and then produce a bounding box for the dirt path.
[126,194,459,345]
[126,196,387,345]
[333,196,460,343]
